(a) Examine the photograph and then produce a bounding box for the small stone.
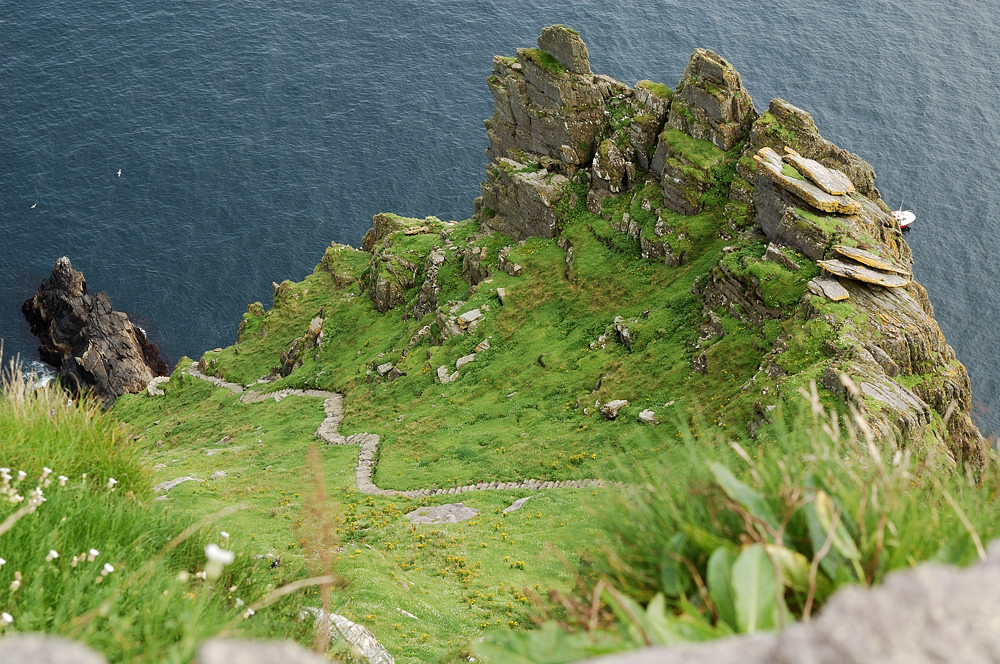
[503,496,532,513]
[437,366,452,383]
[210,471,227,480]
[457,308,483,328]
[762,243,800,271]
[153,476,203,493]
[475,339,491,353]
[376,362,394,376]
[456,354,476,370]
[638,409,659,425]
[496,287,506,305]
[808,277,850,301]
[600,399,629,420]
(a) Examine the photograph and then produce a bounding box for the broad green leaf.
[731,544,783,633]
[804,498,854,582]
[814,489,862,561]
[658,532,691,597]
[706,546,738,630]
[708,462,779,532]
[763,543,811,593]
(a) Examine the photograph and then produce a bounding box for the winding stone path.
[184,363,604,497]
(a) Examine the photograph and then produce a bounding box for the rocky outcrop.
[21,256,167,406]
[580,541,1000,664]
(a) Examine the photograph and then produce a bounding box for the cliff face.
[474,26,984,467]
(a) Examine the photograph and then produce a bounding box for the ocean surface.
[2,1,998,434]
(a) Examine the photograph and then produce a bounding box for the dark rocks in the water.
[21,256,167,405]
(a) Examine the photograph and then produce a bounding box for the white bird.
[31,203,37,209]
[117,168,122,177]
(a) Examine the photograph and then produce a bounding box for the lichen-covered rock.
[754,147,862,215]
[21,256,167,406]
[413,249,446,319]
[481,158,569,239]
[663,48,758,151]
[537,25,591,75]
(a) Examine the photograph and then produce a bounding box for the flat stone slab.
[783,147,855,195]
[406,503,479,524]
[808,277,850,301]
[503,496,532,513]
[153,476,204,493]
[818,259,910,288]
[755,147,861,215]
[832,245,910,276]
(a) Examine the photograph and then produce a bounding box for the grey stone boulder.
[196,639,328,664]
[0,635,107,664]
[600,400,629,420]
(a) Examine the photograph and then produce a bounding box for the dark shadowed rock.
[21,257,167,406]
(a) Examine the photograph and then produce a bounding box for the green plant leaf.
[814,489,861,561]
[658,532,691,597]
[763,543,811,593]
[731,544,783,633]
[708,462,779,532]
[706,546,738,629]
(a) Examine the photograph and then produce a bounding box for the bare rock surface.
[0,634,107,664]
[406,503,480,524]
[21,256,168,406]
[196,639,328,664]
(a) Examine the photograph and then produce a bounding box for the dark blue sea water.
[3,1,998,433]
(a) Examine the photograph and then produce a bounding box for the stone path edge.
[183,363,604,498]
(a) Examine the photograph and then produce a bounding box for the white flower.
[88,548,99,561]
[41,467,52,479]
[234,597,244,607]
[9,571,21,592]
[16,471,26,482]
[243,607,255,618]
[107,477,118,490]
[196,571,207,580]
[81,473,87,480]
[102,563,114,575]
[46,549,59,561]
[0,557,5,567]
[220,531,230,540]
[71,555,80,567]
[204,543,235,580]
[58,475,68,486]
[0,612,12,625]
